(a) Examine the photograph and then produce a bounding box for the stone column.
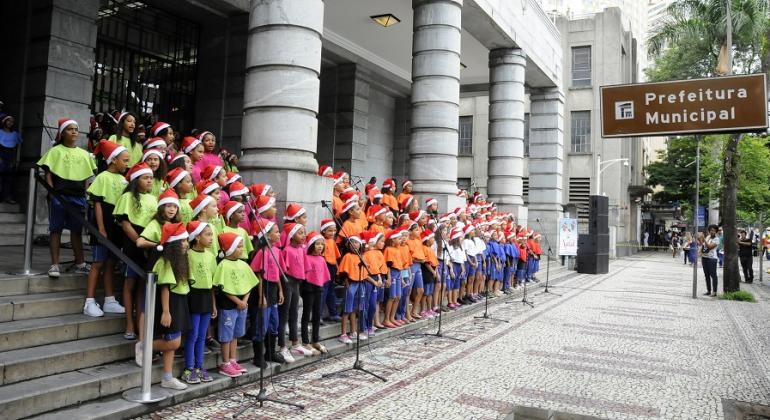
[239,0,330,228]
[408,0,464,211]
[528,87,565,240]
[486,48,526,212]
[333,64,370,178]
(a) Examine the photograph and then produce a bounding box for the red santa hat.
[93,139,126,164]
[141,149,164,163]
[157,189,180,208]
[217,232,243,258]
[320,218,336,232]
[190,193,215,218]
[398,195,414,212]
[225,172,241,186]
[249,183,272,197]
[283,222,304,240]
[186,221,208,242]
[284,203,306,221]
[463,224,474,235]
[201,165,223,181]
[197,130,214,142]
[112,111,129,125]
[182,136,201,154]
[341,198,358,214]
[425,197,438,208]
[228,181,249,198]
[367,231,383,246]
[196,180,219,195]
[339,190,358,203]
[346,234,364,245]
[401,180,412,189]
[382,178,396,190]
[439,213,451,223]
[143,137,166,150]
[126,163,153,182]
[222,201,244,221]
[318,165,333,177]
[306,230,324,247]
[421,229,435,242]
[57,118,78,138]
[369,204,388,218]
[449,228,464,241]
[165,168,189,189]
[256,195,276,214]
[151,121,170,137]
[256,219,275,240]
[156,222,188,252]
[408,210,426,222]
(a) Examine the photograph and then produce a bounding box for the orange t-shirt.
[323,238,341,266]
[399,244,413,267]
[384,246,405,270]
[397,192,412,207]
[357,216,369,231]
[364,249,388,275]
[339,253,367,281]
[369,223,387,236]
[381,194,398,212]
[423,244,438,267]
[338,219,363,243]
[332,195,343,216]
[406,238,426,261]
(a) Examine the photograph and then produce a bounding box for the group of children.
[36,111,542,391]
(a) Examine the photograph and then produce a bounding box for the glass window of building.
[571,111,591,153]
[571,46,591,87]
[458,116,473,156]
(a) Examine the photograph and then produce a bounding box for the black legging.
[300,282,323,344]
[701,257,718,293]
[278,275,300,348]
[740,255,754,283]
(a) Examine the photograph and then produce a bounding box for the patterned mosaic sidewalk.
[142,253,770,420]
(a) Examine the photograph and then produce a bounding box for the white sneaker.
[338,334,353,344]
[160,377,188,390]
[135,342,143,367]
[291,344,313,356]
[48,264,60,278]
[358,332,368,341]
[83,299,104,317]
[279,347,295,363]
[102,297,125,314]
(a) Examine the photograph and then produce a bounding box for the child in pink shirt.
[249,220,285,365]
[302,231,330,354]
[277,223,309,361]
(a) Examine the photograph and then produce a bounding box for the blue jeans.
[396,270,412,320]
[185,312,211,369]
[322,264,339,318]
[702,257,718,293]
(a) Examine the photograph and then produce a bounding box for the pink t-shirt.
[218,190,229,211]
[200,152,223,169]
[238,202,255,235]
[251,244,285,283]
[191,159,205,183]
[281,243,306,280]
[304,254,330,287]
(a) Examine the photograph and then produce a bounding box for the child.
[141,148,167,196]
[337,235,369,343]
[362,232,386,336]
[139,222,191,390]
[83,140,129,317]
[136,189,181,252]
[221,201,254,261]
[228,181,253,235]
[190,193,220,257]
[280,203,307,245]
[166,168,194,222]
[383,229,405,328]
[201,164,229,209]
[472,225,487,298]
[0,113,22,203]
[397,180,413,206]
[302,232,330,354]
[338,199,364,244]
[113,163,158,340]
[461,225,478,304]
[250,220,285,365]
[396,226,414,322]
[320,219,341,322]
[151,121,174,153]
[420,230,439,318]
[405,222,426,320]
[448,228,466,309]
[380,178,398,214]
[182,221,218,384]
[213,232,259,377]
[516,231,529,285]
[182,136,204,182]
[278,222,308,362]
[37,118,97,278]
[198,131,223,168]
[109,112,143,166]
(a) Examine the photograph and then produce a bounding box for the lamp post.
[595,154,630,196]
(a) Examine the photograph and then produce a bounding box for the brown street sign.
[601,74,768,138]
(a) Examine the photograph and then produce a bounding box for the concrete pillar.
[333,64,370,178]
[408,0,464,211]
[486,48,526,212]
[528,87,565,240]
[239,0,330,228]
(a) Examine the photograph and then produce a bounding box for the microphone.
[536,218,540,222]
[321,200,328,208]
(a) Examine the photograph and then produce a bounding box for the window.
[571,46,591,87]
[458,116,473,155]
[457,178,472,191]
[568,177,591,221]
[523,113,530,156]
[571,111,591,153]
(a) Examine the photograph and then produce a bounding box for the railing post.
[123,272,169,403]
[12,167,43,276]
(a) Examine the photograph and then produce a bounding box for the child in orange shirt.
[320,219,341,322]
[420,230,439,318]
[383,229,405,328]
[337,236,377,343]
[362,232,387,336]
[405,222,426,320]
[396,226,414,322]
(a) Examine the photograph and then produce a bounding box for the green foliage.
[719,290,756,302]
[644,44,716,82]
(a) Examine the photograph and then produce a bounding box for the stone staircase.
[0,262,576,419]
[0,203,26,246]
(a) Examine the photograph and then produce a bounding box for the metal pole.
[760,212,764,282]
[726,0,733,75]
[12,168,43,276]
[692,135,700,299]
[595,153,601,195]
[123,272,169,403]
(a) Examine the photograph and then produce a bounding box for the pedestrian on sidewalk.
[0,113,22,204]
[699,225,720,297]
[738,229,754,283]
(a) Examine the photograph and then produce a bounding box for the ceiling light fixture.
[370,14,400,27]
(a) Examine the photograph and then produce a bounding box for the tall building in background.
[646,0,675,44]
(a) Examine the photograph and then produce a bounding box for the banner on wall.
[558,217,578,256]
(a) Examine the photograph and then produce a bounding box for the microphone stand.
[405,215,466,343]
[473,250,509,323]
[535,218,560,297]
[234,216,304,416]
[319,200,387,382]
[520,243,535,308]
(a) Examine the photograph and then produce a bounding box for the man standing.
[699,225,720,297]
[738,229,754,283]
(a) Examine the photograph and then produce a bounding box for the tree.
[647,0,770,292]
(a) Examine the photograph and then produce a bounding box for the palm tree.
[647,0,769,293]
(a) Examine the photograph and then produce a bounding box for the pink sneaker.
[218,362,241,378]
[231,360,247,373]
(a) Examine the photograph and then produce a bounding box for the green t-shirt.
[179,198,193,223]
[36,144,97,181]
[153,257,190,295]
[87,171,128,206]
[109,134,143,167]
[140,219,163,243]
[223,225,253,260]
[188,248,217,289]
[210,215,225,237]
[113,192,158,228]
[151,178,167,198]
[212,258,258,296]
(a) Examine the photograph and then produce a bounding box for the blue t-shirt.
[0,130,22,148]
